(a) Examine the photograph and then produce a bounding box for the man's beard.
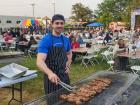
[55,28,64,34]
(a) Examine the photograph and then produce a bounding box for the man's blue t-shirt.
[37,34,71,54]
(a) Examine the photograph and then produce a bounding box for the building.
[131,8,140,30]
[0,15,34,29]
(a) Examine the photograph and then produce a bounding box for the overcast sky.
[0,0,103,18]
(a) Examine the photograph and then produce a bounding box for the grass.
[0,56,109,105]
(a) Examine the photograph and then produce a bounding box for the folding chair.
[0,42,3,51]
[101,51,112,62]
[131,66,140,80]
[80,44,86,48]
[101,46,114,62]
[27,45,37,58]
[91,45,100,53]
[107,54,115,71]
[0,41,6,52]
[81,49,98,68]
[9,41,16,51]
[97,40,103,45]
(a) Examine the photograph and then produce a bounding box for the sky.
[0,0,103,18]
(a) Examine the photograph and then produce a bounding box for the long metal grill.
[24,71,138,105]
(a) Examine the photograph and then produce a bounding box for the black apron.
[114,46,129,71]
[44,34,70,94]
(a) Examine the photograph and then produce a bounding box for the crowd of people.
[0,27,43,53]
[1,25,140,60]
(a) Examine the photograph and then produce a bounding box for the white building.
[0,15,34,29]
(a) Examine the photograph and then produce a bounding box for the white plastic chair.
[97,40,103,45]
[101,51,112,62]
[107,60,115,71]
[131,66,140,80]
[91,45,100,53]
[27,44,37,58]
[80,44,86,48]
[81,49,99,68]
[101,46,114,62]
[9,41,16,51]
[106,50,115,71]
[0,40,6,51]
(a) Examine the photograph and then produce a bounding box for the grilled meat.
[60,78,112,105]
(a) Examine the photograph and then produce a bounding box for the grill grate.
[24,71,138,105]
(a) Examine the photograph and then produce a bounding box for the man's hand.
[65,66,70,74]
[65,62,71,74]
[48,72,60,85]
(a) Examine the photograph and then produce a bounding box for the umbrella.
[23,19,31,26]
[23,19,43,26]
[87,22,104,27]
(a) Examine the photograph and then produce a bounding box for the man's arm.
[65,51,72,74]
[36,53,60,84]
[67,51,72,66]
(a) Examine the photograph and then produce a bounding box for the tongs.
[58,81,76,92]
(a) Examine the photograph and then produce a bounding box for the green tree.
[70,3,93,22]
[130,0,140,10]
[95,0,140,26]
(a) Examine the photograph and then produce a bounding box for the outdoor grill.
[24,71,139,105]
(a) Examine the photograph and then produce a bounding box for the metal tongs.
[58,81,77,92]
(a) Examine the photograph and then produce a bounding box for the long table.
[0,71,37,105]
[117,51,140,59]
[0,51,24,57]
[72,45,108,53]
[72,47,89,53]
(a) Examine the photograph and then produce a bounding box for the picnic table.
[0,70,37,105]
[117,50,140,59]
[97,45,108,49]
[72,47,88,53]
[0,51,24,57]
[72,45,108,53]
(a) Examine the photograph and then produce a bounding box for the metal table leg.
[8,82,23,105]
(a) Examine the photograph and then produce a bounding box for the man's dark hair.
[52,14,65,23]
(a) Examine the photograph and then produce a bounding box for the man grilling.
[37,14,72,94]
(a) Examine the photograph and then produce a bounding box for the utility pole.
[30,3,35,17]
[52,2,55,15]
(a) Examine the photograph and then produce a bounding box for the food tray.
[0,63,28,79]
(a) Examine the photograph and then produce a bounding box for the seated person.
[71,37,80,63]
[113,39,129,71]
[18,34,28,52]
[103,32,112,44]
[27,36,37,51]
[71,37,80,49]
[3,31,13,47]
[77,35,84,44]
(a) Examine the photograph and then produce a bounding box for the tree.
[94,0,140,26]
[130,0,140,10]
[70,3,93,22]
